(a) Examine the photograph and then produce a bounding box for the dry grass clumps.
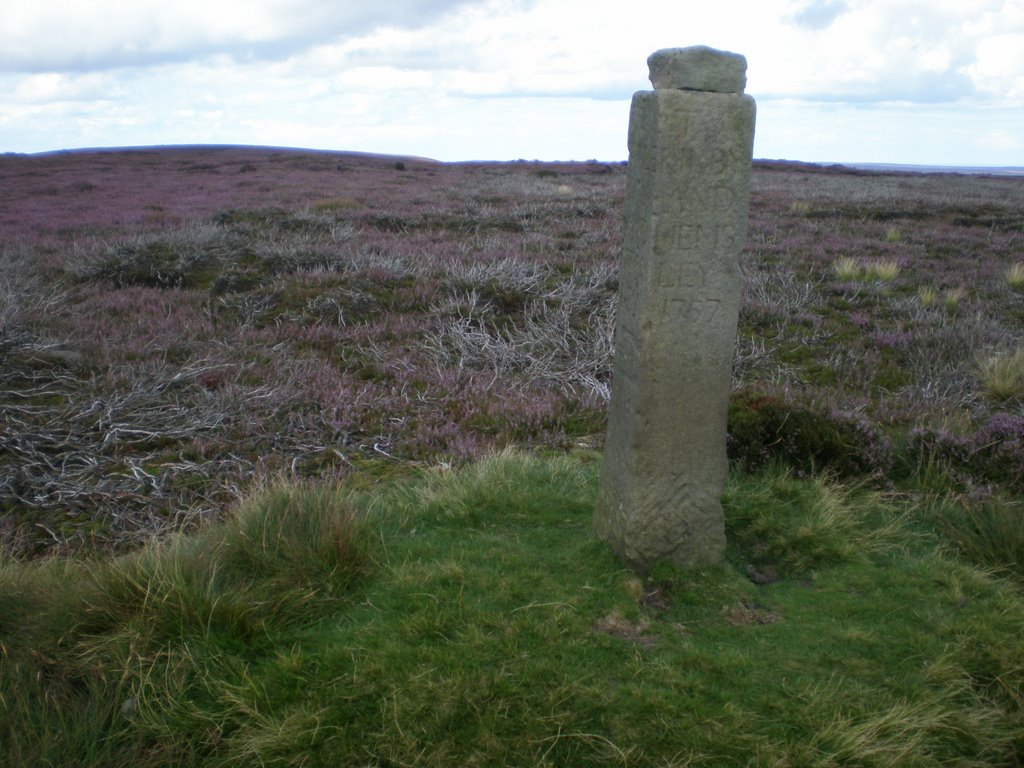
[864,259,901,282]
[917,285,939,309]
[883,226,903,242]
[943,286,967,312]
[831,257,901,283]
[422,266,616,401]
[977,350,1024,402]
[1005,262,1024,291]
[832,256,861,281]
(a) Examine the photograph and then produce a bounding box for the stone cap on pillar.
[647,46,747,94]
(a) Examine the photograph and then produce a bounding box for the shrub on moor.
[909,413,1024,490]
[727,389,893,478]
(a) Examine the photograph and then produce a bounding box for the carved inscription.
[663,296,722,325]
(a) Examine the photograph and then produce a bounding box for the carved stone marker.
[594,46,756,573]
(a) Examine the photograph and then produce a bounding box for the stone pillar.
[594,46,756,573]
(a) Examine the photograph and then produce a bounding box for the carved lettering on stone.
[594,46,757,573]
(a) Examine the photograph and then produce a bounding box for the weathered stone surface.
[647,46,747,94]
[594,71,756,574]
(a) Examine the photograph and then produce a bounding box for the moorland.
[1,146,1022,766]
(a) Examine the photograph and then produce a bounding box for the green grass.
[927,495,1024,581]
[2,451,1023,766]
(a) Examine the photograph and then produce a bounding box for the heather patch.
[3,150,1024,556]
[727,389,894,478]
[908,412,1024,491]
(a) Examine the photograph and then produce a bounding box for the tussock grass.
[883,226,903,242]
[805,676,1013,768]
[978,349,1024,401]
[742,264,820,315]
[3,453,1023,766]
[864,258,902,282]
[722,466,904,575]
[835,257,901,284]
[831,257,901,283]
[1005,262,1024,291]
[832,255,861,281]
[926,495,1024,580]
[917,284,939,308]
[1,481,370,766]
[944,285,967,312]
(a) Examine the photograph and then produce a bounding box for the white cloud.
[978,128,1022,153]
[0,0,1021,165]
[757,0,1023,102]
[0,0,483,72]
[963,33,1024,98]
[12,72,117,103]
[785,0,851,30]
[756,99,1022,166]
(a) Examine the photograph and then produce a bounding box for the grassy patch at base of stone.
[2,452,1022,767]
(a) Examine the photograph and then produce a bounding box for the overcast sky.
[2,0,1022,166]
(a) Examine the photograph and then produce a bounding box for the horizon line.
[4,143,1023,176]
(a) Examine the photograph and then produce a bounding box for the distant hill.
[841,162,1024,177]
